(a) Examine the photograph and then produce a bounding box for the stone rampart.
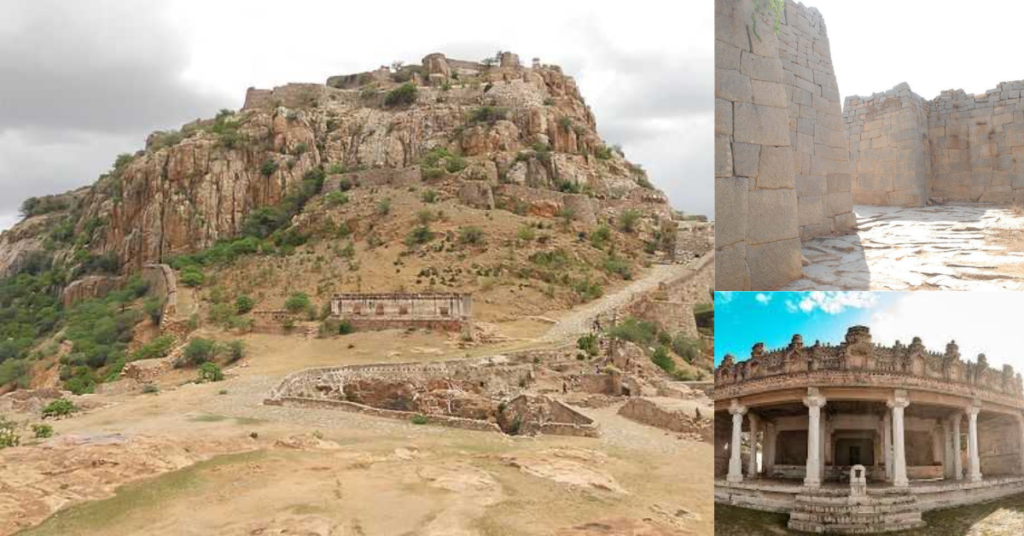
[777,0,854,239]
[846,84,932,206]
[717,0,853,290]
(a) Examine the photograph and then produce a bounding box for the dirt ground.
[0,262,711,536]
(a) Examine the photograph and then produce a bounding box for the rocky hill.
[0,51,678,279]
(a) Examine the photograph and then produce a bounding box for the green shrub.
[459,226,485,245]
[338,178,354,191]
[590,225,612,249]
[405,225,434,247]
[607,316,660,346]
[32,423,54,439]
[260,159,278,177]
[577,333,599,356]
[416,209,436,225]
[618,209,642,233]
[142,383,160,394]
[285,293,312,314]
[225,340,246,363]
[325,191,349,206]
[651,346,675,373]
[42,398,77,418]
[376,198,392,215]
[529,249,570,269]
[594,146,613,160]
[517,226,536,242]
[411,414,429,425]
[338,321,355,335]
[558,116,573,131]
[384,83,418,107]
[180,268,205,287]
[445,155,467,173]
[571,279,603,302]
[671,334,703,364]
[184,338,217,366]
[198,362,224,383]
[602,254,633,280]
[543,97,555,106]
[235,295,255,315]
[0,418,19,448]
[131,335,176,361]
[292,142,309,155]
[468,106,509,124]
[143,296,165,325]
[421,190,439,203]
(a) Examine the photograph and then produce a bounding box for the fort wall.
[716,0,852,290]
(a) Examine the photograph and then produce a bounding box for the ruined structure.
[849,80,1024,205]
[330,293,472,333]
[714,326,1024,533]
[265,355,598,437]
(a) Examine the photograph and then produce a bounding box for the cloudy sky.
[0,0,713,233]
[716,291,1024,374]
[810,0,1024,104]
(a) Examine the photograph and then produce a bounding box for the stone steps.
[787,488,924,533]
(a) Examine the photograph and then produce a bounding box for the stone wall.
[777,0,854,239]
[844,80,1024,205]
[929,82,1024,203]
[978,416,1024,476]
[330,293,472,333]
[717,0,852,290]
[845,83,932,206]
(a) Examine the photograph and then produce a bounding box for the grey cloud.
[0,0,231,135]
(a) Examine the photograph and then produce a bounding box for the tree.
[285,293,312,314]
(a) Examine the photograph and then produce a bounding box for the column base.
[894,477,909,487]
[968,473,982,483]
[803,477,821,488]
[727,474,744,483]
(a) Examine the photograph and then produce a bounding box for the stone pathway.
[782,204,1024,291]
[539,262,697,344]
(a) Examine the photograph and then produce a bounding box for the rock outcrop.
[1,52,672,279]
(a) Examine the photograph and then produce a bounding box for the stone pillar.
[888,391,910,488]
[747,413,760,478]
[952,414,963,481]
[967,405,982,482]
[764,422,776,477]
[883,410,893,482]
[943,420,955,480]
[727,399,747,483]
[931,427,943,466]
[804,388,827,487]
[820,412,828,482]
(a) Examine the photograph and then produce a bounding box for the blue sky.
[715,292,896,367]
[715,292,1024,373]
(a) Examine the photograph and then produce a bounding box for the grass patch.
[20,450,266,536]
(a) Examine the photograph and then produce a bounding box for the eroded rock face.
[1,52,670,277]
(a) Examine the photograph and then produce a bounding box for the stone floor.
[782,204,1024,291]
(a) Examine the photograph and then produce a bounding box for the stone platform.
[716,476,1024,529]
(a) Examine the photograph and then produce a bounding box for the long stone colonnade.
[723,387,998,486]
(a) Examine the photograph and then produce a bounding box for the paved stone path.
[538,262,695,344]
[782,204,1024,291]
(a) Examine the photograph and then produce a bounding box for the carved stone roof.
[714,326,1024,407]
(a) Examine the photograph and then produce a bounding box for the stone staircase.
[787,487,926,534]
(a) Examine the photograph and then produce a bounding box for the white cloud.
[869,293,1024,371]
[755,293,772,305]
[786,291,879,315]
